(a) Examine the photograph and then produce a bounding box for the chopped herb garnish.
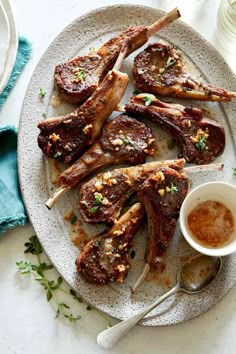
[70,215,77,224]
[39,88,46,98]
[53,151,62,158]
[133,88,142,95]
[94,194,103,206]
[42,112,47,118]
[232,168,236,176]
[166,57,176,68]
[142,96,153,106]
[130,250,136,259]
[123,136,130,145]
[89,206,99,214]
[86,305,93,311]
[73,69,85,81]
[167,183,178,194]
[195,136,207,150]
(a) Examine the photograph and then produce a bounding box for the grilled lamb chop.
[133,43,236,102]
[132,167,189,293]
[125,94,225,164]
[37,44,129,164]
[76,203,144,285]
[46,114,155,209]
[79,159,185,224]
[54,8,180,104]
[78,159,223,224]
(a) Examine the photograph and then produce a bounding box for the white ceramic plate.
[18,5,236,326]
[0,0,18,94]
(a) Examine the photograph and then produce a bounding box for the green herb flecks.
[167,183,178,194]
[166,57,176,68]
[70,215,77,224]
[89,206,99,214]
[142,96,153,106]
[232,168,236,176]
[133,88,142,95]
[195,136,207,151]
[53,151,62,158]
[73,69,86,81]
[39,88,46,98]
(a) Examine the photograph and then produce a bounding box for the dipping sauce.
[187,200,234,248]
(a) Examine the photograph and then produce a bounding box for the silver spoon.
[97,254,222,350]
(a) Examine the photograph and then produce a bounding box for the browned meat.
[54,9,181,104]
[125,94,225,164]
[45,114,155,209]
[79,159,186,224]
[132,167,189,292]
[133,43,236,102]
[76,203,144,285]
[37,68,128,164]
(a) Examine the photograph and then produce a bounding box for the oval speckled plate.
[18,5,236,326]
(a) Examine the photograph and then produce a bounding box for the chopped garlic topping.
[112,138,123,146]
[49,133,60,142]
[152,171,165,182]
[158,189,165,197]
[83,124,92,135]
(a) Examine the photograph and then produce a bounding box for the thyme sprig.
[16,236,81,322]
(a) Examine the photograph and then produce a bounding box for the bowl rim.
[180,181,236,256]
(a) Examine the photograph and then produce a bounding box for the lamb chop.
[54,8,181,104]
[78,159,223,224]
[46,114,155,209]
[37,43,129,164]
[125,94,225,164]
[131,166,189,293]
[133,43,236,102]
[76,203,144,285]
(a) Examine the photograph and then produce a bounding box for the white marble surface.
[1,0,236,353]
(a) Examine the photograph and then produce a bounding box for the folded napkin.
[0,36,31,108]
[0,36,32,234]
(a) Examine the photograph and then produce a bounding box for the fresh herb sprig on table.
[16,235,81,322]
[16,235,112,327]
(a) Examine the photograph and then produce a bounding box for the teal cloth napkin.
[0,36,32,234]
[0,126,28,234]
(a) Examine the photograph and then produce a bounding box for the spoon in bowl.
[97,254,222,349]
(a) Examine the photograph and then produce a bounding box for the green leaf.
[232,167,236,176]
[57,277,63,286]
[24,235,43,255]
[166,57,176,68]
[64,314,81,322]
[47,290,53,302]
[94,194,103,206]
[89,205,99,214]
[69,289,83,303]
[168,183,178,194]
[16,260,32,274]
[73,69,85,81]
[55,308,60,319]
[133,88,141,95]
[59,303,70,309]
[142,96,153,106]
[39,88,46,98]
[70,215,77,224]
[53,151,62,159]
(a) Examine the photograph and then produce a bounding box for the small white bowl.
[180,182,236,256]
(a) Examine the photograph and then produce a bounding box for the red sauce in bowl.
[187,200,234,248]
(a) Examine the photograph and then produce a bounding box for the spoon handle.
[97,284,180,350]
